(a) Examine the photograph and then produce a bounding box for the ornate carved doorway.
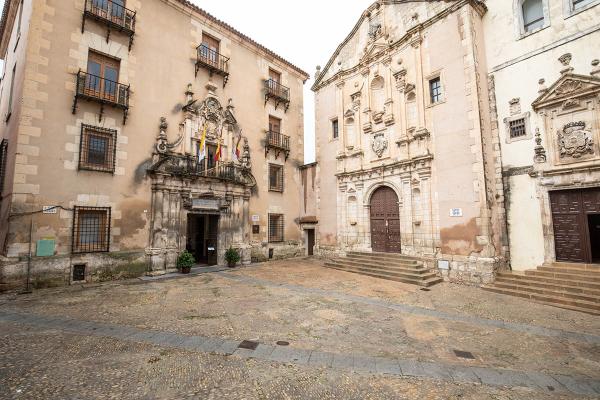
[550,188,600,263]
[186,214,219,266]
[370,186,401,253]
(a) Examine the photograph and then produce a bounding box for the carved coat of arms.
[558,121,594,159]
[372,134,388,158]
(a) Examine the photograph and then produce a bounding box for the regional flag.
[233,135,242,161]
[214,140,222,162]
[198,123,207,161]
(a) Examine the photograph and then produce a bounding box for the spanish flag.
[214,140,222,162]
[198,123,207,161]
[233,135,242,161]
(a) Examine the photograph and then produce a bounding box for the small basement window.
[73,264,86,281]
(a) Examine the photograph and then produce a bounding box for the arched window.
[521,0,545,32]
[406,91,417,129]
[345,116,355,148]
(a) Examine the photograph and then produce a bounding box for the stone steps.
[482,263,600,315]
[323,252,442,287]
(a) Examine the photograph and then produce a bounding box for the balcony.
[265,130,290,161]
[82,0,136,51]
[195,44,230,87]
[149,156,256,188]
[72,70,130,124]
[264,79,290,112]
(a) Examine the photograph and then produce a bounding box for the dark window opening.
[429,77,442,104]
[509,118,527,139]
[79,125,117,173]
[332,119,339,139]
[589,214,600,263]
[268,214,284,243]
[269,164,284,192]
[73,264,86,281]
[72,206,111,253]
[0,139,7,194]
[252,225,260,234]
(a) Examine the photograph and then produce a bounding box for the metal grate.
[429,77,442,103]
[238,340,259,350]
[84,0,136,32]
[73,264,86,281]
[72,206,111,253]
[79,125,117,173]
[453,350,476,359]
[269,163,284,192]
[509,118,527,138]
[268,214,284,243]
[0,139,7,194]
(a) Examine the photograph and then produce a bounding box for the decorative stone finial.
[533,128,547,163]
[185,83,194,103]
[538,78,547,94]
[559,53,574,74]
[592,59,600,76]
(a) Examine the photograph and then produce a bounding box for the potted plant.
[177,250,195,274]
[225,247,241,268]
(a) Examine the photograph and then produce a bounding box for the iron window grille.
[509,118,527,139]
[429,77,442,104]
[72,206,111,253]
[79,124,117,173]
[268,214,284,243]
[0,139,7,194]
[269,163,284,192]
[332,119,339,139]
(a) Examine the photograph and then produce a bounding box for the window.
[200,33,220,67]
[269,163,284,192]
[268,214,284,242]
[572,0,595,9]
[503,112,531,143]
[252,225,260,234]
[269,68,281,84]
[509,118,527,139]
[6,64,16,121]
[91,0,126,22]
[0,139,7,194]
[429,77,442,104]
[14,0,23,50]
[72,206,111,253]
[332,118,339,139]
[79,125,117,173]
[522,0,545,32]
[86,50,120,101]
[269,115,281,133]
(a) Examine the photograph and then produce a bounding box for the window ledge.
[517,24,550,41]
[426,99,446,109]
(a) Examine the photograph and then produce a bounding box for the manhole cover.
[276,341,290,346]
[238,340,259,350]
[453,350,475,359]
[420,288,431,292]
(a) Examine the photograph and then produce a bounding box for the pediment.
[532,73,600,111]
[360,41,390,65]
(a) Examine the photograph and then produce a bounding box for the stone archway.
[370,186,401,253]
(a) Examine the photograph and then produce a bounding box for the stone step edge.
[325,263,440,280]
[329,260,429,273]
[497,273,600,289]
[481,286,600,311]
[537,266,600,276]
[524,271,600,282]
[495,276,600,295]
[323,264,442,287]
[492,282,600,302]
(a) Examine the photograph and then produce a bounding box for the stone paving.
[1,258,599,399]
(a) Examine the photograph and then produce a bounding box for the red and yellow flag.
[214,140,222,162]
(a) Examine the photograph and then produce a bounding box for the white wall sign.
[438,260,450,270]
[42,206,58,214]
[192,198,219,210]
[252,215,260,222]
[449,208,463,217]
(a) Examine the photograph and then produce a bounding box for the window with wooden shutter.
[86,50,121,102]
[269,164,284,192]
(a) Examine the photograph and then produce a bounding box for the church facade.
[0,0,309,289]
[312,0,600,283]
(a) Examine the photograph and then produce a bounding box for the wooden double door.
[550,188,600,263]
[370,186,401,253]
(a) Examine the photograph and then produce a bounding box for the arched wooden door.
[370,186,401,253]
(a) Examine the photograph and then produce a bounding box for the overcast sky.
[0,0,374,163]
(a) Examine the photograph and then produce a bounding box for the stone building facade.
[484,0,600,270]
[312,0,508,284]
[0,0,309,290]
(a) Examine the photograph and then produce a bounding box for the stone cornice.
[335,154,433,180]
[311,0,487,92]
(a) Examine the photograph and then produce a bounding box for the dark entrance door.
[370,186,401,253]
[550,188,600,263]
[306,229,315,256]
[186,214,219,266]
[589,214,600,263]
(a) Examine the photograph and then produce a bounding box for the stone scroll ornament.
[372,134,388,158]
[558,121,594,159]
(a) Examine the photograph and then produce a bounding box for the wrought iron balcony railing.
[149,156,256,187]
[195,44,230,87]
[82,0,136,50]
[264,79,291,112]
[265,130,290,161]
[72,70,131,124]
